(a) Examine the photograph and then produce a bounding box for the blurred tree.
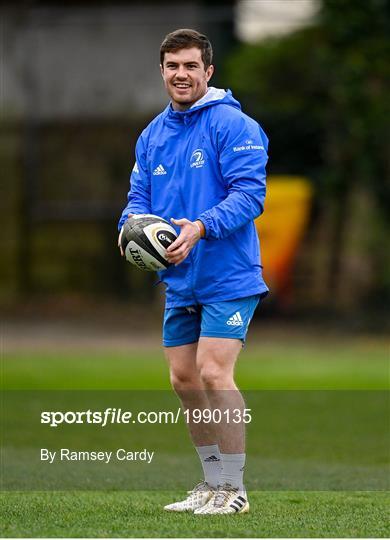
[199,0,237,87]
[224,0,389,309]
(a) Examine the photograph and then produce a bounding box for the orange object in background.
[256,176,313,301]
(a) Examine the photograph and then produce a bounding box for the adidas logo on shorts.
[226,311,244,326]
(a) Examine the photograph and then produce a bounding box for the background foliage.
[223,0,389,312]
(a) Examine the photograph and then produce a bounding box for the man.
[118,29,268,514]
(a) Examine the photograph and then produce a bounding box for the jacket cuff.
[197,212,213,239]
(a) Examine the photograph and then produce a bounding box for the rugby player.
[118,28,268,514]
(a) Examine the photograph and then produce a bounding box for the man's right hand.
[118,213,134,257]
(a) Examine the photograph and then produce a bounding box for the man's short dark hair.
[160,29,213,70]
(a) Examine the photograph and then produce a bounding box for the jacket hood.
[163,87,241,124]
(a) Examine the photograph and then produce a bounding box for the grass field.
[2,491,389,538]
[1,327,389,537]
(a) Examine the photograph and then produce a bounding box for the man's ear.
[206,64,214,82]
[160,64,164,78]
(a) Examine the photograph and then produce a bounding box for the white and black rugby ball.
[120,214,177,271]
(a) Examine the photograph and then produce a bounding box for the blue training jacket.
[118,87,269,308]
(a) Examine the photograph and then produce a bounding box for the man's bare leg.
[163,343,221,511]
[196,337,245,453]
[196,337,247,495]
[191,337,250,514]
[164,343,216,446]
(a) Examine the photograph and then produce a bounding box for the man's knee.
[164,343,200,393]
[169,369,201,394]
[198,363,226,389]
[196,339,240,390]
[197,355,233,389]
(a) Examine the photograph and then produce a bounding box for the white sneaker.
[164,481,215,512]
[194,483,249,514]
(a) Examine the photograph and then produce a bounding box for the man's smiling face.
[161,47,214,111]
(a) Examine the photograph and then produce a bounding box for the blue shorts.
[163,295,260,347]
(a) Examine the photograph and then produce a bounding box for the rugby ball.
[120,214,177,271]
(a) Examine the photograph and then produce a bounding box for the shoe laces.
[188,480,210,495]
[213,483,238,507]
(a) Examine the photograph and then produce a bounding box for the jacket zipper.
[178,115,198,304]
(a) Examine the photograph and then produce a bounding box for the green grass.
[2,337,389,390]
[1,334,389,537]
[1,491,389,538]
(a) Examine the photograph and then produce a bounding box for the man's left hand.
[166,218,204,266]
